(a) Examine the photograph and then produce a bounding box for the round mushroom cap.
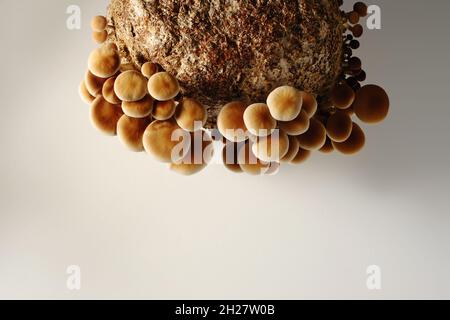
[238,142,270,175]
[353,85,390,124]
[122,95,154,119]
[175,98,207,132]
[243,103,277,137]
[331,83,355,109]
[85,70,107,97]
[102,77,121,105]
[251,130,290,162]
[332,122,365,155]
[326,111,353,142]
[88,44,121,78]
[90,96,123,135]
[291,147,311,165]
[117,115,151,152]
[147,72,180,101]
[141,62,158,78]
[217,101,248,143]
[151,100,176,121]
[319,137,335,154]
[281,135,300,163]
[92,30,107,44]
[170,131,214,176]
[143,119,190,163]
[91,15,107,32]
[267,86,303,121]
[300,92,318,118]
[79,81,95,105]
[222,142,244,173]
[114,70,148,102]
[297,118,327,151]
[279,110,310,136]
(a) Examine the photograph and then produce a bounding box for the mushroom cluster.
[79,1,389,176]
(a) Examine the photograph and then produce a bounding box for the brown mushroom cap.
[91,16,107,32]
[353,85,390,124]
[114,70,148,102]
[331,83,356,110]
[217,101,248,143]
[88,44,121,78]
[267,86,303,121]
[79,81,95,105]
[175,98,207,132]
[92,30,107,44]
[326,111,353,142]
[291,147,311,165]
[152,100,176,121]
[238,142,270,175]
[147,72,180,101]
[319,137,335,154]
[102,77,121,105]
[332,122,366,155]
[90,96,123,136]
[279,110,310,136]
[281,135,300,163]
[222,142,244,173]
[243,103,277,137]
[252,130,290,162]
[297,118,327,151]
[300,92,318,118]
[143,119,190,163]
[141,62,158,79]
[122,95,154,119]
[117,115,151,152]
[85,70,107,97]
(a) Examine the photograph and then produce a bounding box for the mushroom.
[264,162,281,175]
[117,115,151,152]
[297,118,327,151]
[114,70,148,102]
[122,95,154,119]
[354,2,368,17]
[147,72,180,101]
[79,81,94,105]
[91,16,107,32]
[143,119,190,163]
[174,98,207,132]
[92,30,107,44]
[217,101,248,143]
[87,43,121,78]
[330,83,355,110]
[251,130,290,162]
[353,85,390,124]
[102,76,121,105]
[238,142,270,175]
[300,92,318,118]
[267,86,303,121]
[170,131,214,176]
[326,111,353,142]
[278,110,310,136]
[319,137,335,154]
[84,70,107,97]
[152,100,177,121]
[291,147,311,165]
[243,103,277,137]
[332,122,366,155]
[222,142,244,173]
[141,62,158,79]
[281,135,300,163]
[90,96,123,136]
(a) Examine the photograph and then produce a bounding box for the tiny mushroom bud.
[243,103,277,137]
[102,77,121,105]
[122,95,154,119]
[141,62,158,78]
[251,130,290,163]
[117,115,151,152]
[152,100,177,121]
[85,70,107,97]
[90,96,123,136]
[147,72,180,101]
[92,30,108,44]
[297,118,327,151]
[79,81,95,105]
[91,16,107,32]
[267,86,303,121]
[217,101,248,143]
[278,110,310,136]
[331,83,355,109]
[88,44,121,78]
[175,98,207,132]
[326,111,353,142]
[114,70,148,102]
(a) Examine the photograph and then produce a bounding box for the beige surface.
[0,0,449,299]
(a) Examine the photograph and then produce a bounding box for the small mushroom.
[238,142,270,175]
[147,72,180,101]
[319,137,335,154]
[79,81,95,105]
[102,77,121,105]
[332,122,366,155]
[114,70,148,102]
[217,101,248,143]
[267,86,303,121]
[300,92,318,118]
[243,103,277,137]
[297,118,327,151]
[331,83,355,110]
[117,115,151,152]
[326,111,353,142]
[87,44,121,78]
[222,142,244,173]
[141,62,158,79]
[281,135,300,163]
[251,130,290,162]
[91,16,107,32]
[122,95,154,119]
[90,96,123,136]
[151,100,177,121]
[92,30,107,44]
[143,119,190,163]
[353,85,390,124]
[291,147,311,165]
[175,98,207,132]
[354,2,368,17]
[278,110,310,136]
[85,70,107,97]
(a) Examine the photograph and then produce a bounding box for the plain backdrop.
[0,0,449,299]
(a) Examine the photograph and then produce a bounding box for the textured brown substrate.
[107,0,345,127]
